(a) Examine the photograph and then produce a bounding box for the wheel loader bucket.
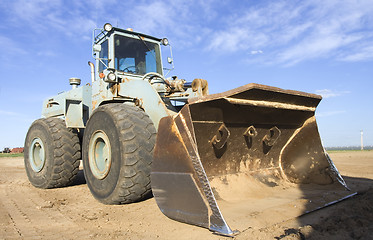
[151,83,353,236]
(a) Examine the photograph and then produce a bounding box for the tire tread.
[28,118,81,188]
[85,103,156,204]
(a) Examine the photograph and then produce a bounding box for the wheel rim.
[29,137,45,172]
[88,131,112,179]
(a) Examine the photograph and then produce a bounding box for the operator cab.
[90,23,207,109]
[93,23,170,80]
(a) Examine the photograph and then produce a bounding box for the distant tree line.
[325,146,373,151]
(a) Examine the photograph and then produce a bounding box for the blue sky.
[0,0,372,149]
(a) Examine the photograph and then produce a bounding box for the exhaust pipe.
[88,61,95,83]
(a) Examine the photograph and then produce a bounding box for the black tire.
[82,103,156,204]
[24,118,81,188]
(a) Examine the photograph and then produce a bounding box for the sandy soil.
[0,151,372,239]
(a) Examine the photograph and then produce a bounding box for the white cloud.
[12,0,61,22]
[339,45,373,62]
[250,50,263,55]
[122,0,221,48]
[5,0,373,66]
[315,89,350,98]
[8,0,97,39]
[205,0,373,65]
[0,35,27,55]
[127,1,171,34]
[278,34,363,66]
[6,0,220,49]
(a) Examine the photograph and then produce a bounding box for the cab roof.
[111,27,162,42]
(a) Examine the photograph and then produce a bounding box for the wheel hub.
[29,138,45,172]
[89,131,112,179]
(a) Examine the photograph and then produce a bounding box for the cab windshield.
[114,35,162,75]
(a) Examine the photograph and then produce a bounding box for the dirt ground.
[0,151,372,240]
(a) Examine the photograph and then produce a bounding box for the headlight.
[161,38,169,46]
[107,72,116,82]
[104,23,113,32]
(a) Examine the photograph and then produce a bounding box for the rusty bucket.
[151,83,352,236]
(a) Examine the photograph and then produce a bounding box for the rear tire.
[82,103,156,204]
[24,118,81,188]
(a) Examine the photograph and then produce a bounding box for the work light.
[104,23,113,32]
[161,38,169,46]
[107,72,116,82]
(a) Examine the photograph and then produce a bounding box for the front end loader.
[24,23,353,236]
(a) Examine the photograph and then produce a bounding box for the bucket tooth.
[263,126,281,147]
[243,125,258,138]
[151,83,352,235]
[211,123,230,150]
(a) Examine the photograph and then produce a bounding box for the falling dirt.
[0,151,372,239]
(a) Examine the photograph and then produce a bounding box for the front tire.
[24,118,81,188]
[82,103,156,204]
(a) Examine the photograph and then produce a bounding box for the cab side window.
[99,40,108,72]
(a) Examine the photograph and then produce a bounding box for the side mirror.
[167,57,173,64]
[93,44,102,52]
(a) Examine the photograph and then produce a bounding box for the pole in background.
[360,130,364,151]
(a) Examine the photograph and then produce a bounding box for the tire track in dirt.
[0,163,92,239]
[0,200,21,239]
[0,185,40,238]
[2,183,95,239]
